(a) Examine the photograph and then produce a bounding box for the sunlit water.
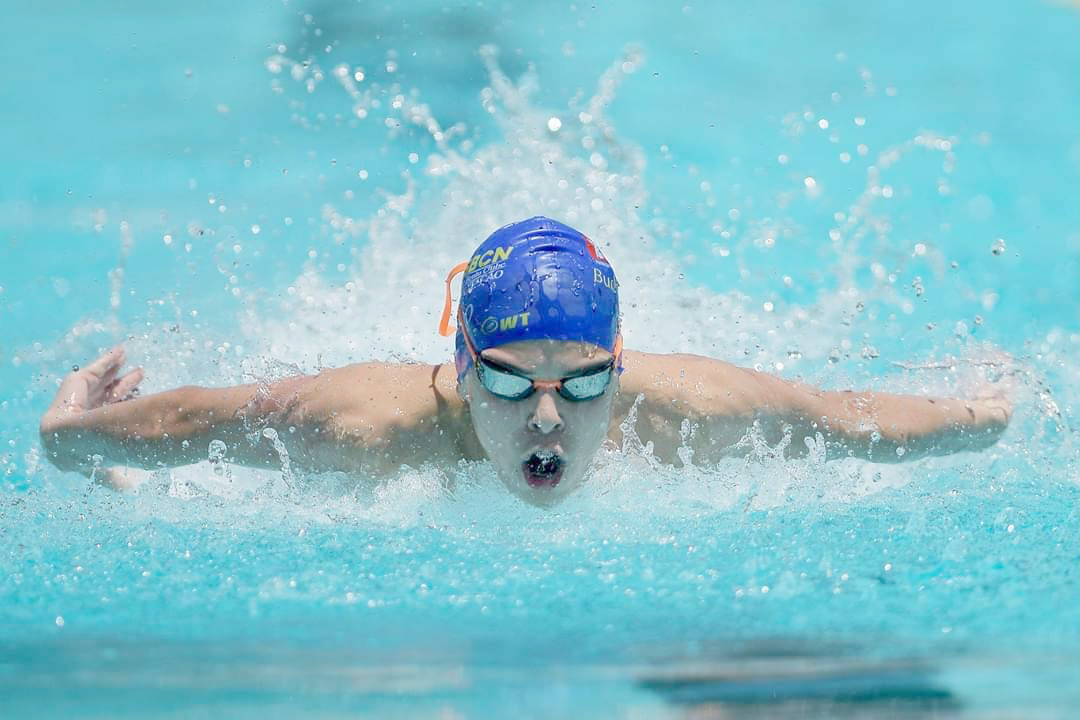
[2,1,1079,717]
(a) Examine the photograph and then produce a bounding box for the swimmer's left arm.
[617,351,1011,464]
[792,383,1011,462]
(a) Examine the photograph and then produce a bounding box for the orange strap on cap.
[438,261,469,336]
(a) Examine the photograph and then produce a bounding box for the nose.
[528,390,564,433]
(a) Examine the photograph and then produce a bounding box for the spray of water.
[13,42,1076,532]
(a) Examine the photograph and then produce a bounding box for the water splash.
[12,43,1076,521]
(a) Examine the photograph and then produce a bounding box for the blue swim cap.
[439,217,620,382]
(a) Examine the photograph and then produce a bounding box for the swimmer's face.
[463,339,618,507]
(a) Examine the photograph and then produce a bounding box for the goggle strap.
[438,261,470,337]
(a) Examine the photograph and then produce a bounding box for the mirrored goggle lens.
[560,369,612,400]
[478,361,612,401]
[477,364,534,399]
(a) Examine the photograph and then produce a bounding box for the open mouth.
[523,449,564,488]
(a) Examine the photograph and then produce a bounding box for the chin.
[502,469,583,508]
[515,489,568,509]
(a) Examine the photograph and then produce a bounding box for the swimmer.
[39,217,1012,506]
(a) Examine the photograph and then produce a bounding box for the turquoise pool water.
[2,1,1079,717]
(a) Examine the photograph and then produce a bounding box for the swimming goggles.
[459,312,621,402]
[438,260,622,401]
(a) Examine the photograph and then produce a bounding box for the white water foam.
[22,45,1077,525]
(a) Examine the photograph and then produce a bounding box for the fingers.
[49,345,135,415]
[103,467,148,492]
[80,465,148,491]
[972,397,1012,426]
[98,360,122,389]
[105,368,144,403]
[83,345,125,378]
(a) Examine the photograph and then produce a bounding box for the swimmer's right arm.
[38,347,321,474]
[40,347,467,481]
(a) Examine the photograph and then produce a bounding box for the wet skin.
[462,340,619,507]
[40,344,1012,504]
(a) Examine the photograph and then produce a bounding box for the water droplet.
[208,440,227,477]
[991,238,1006,255]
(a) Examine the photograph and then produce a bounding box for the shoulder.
[251,362,464,436]
[308,361,465,427]
[619,350,745,400]
[286,362,476,466]
[616,350,800,418]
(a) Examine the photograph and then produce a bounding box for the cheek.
[563,398,614,443]
[470,393,527,446]
[585,387,617,422]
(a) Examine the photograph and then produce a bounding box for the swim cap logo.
[464,245,515,294]
[593,267,618,292]
[466,245,514,274]
[479,312,530,334]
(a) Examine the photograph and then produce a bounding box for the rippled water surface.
[2,1,1079,717]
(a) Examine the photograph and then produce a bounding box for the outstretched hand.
[966,351,1016,428]
[893,351,1015,428]
[40,346,146,488]
[42,346,144,425]
[971,376,1013,426]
